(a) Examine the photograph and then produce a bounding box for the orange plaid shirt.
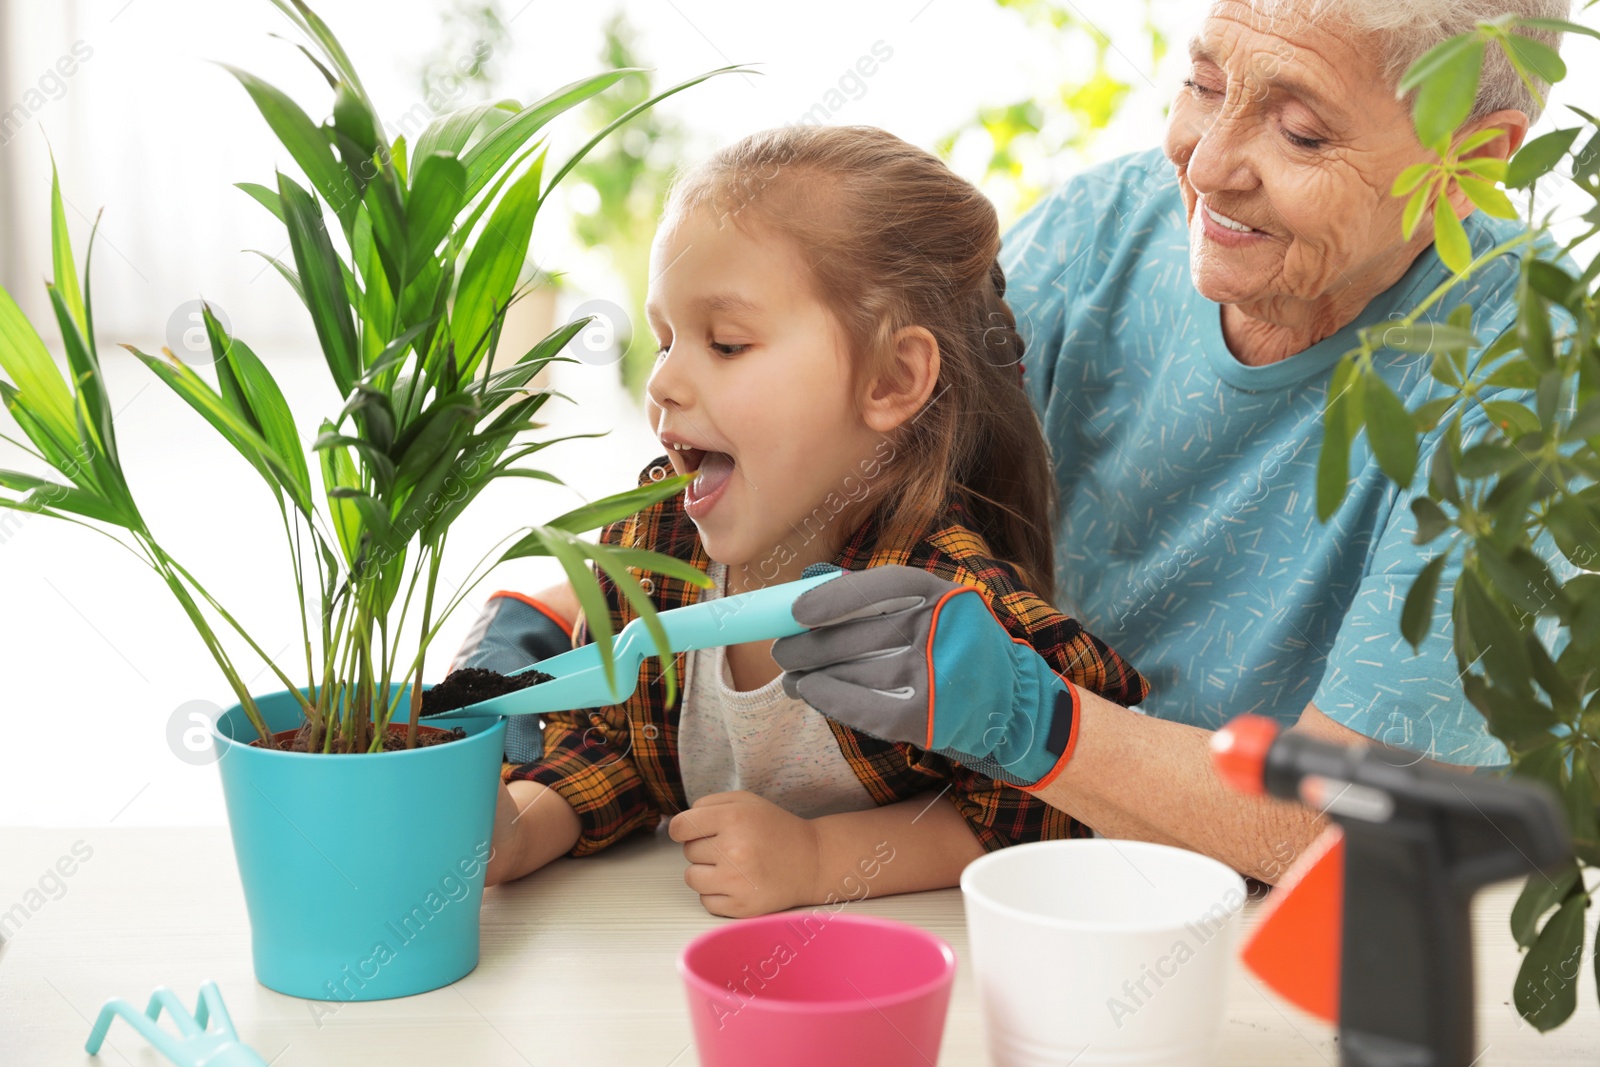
[504,458,1149,856]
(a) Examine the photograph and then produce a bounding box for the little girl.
[479,124,1148,917]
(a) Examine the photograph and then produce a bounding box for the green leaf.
[1402,185,1433,241]
[1431,419,1463,505]
[1433,196,1474,274]
[277,173,360,396]
[332,80,377,158]
[1510,863,1580,949]
[1391,162,1435,197]
[1464,671,1558,741]
[48,157,87,338]
[1318,388,1353,521]
[1459,566,1533,683]
[0,382,76,481]
[1527,260,1578,308]
[222,64,353,223]
[1516,16,1600,42]
[11,482,128,526]
[413,99,521,163]
[359,320,437,388]
[458,70,642,200]
[1518,274,1554,373]
[404,153,466,281]
[125,344,303,502]
[46,284,118,473]
[1411,497,1453,544]
[535,527,619,692]
[1407,35,1485,149]
[1382,321,1479,355]
[1458,441,1522,478]
[236,181,286,222]
[1545,498,1600,568]
[590,544,715,589]
[1506,127,1580,187]
[1401,551,1449,649]
[1499,32,1567,86]
[0,284,76,449]
[1364,373,1418,487]
[1456,176,1518,220]
[361,172,407,297]
[1568,395,1600,442]
[1513,890,1588,1031]
[1483,399,1542,439]
[1484,356,1540,390]
[210,311,313,516]
[1412,395,1457,432]
[0,468,56,493]
[547,474,694,535]
[587,538,680,707]
[1479,542,1553,615]
[1457,127,1508,155]
[1458,156,1509,183]
[452,152,546,378]
[540,65,753,205]
[270,0,371,105]
[246,250,304,302]
[317,417,363,566]
[1399,33,1481,93]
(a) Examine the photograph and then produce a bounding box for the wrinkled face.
[643,205,882,572]
[1163,1,1436,313]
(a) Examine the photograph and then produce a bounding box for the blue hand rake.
[86,980,267,1066]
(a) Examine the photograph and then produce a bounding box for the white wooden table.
[2,825,1595,1065]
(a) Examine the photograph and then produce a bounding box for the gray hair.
[1263,0,1573,124]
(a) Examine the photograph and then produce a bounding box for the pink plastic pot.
[679,911,956,1067]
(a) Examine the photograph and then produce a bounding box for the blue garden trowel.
[422,565,844,720]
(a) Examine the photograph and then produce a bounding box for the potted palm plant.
[0,0,730,1001]
[1316,10,1600,1031]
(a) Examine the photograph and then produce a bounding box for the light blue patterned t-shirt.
[1001,147,1536,766]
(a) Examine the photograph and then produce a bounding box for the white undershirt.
[677,562,877,819]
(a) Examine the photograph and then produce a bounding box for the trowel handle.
[647,566,843,654]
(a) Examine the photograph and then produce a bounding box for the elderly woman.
[472,0,1569,885]
[766,0,1570,882]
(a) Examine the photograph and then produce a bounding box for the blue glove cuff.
[926,589,1077,788]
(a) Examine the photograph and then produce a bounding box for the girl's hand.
[668,791,822,918]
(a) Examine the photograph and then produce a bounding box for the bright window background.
[0,0,1593,824]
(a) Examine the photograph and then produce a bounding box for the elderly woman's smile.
[1162,0,1532,367]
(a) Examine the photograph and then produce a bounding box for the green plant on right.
[1316,8,1600,1032]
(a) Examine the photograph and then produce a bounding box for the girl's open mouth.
[680,447,735,518]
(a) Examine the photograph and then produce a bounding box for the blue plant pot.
[211,686,506,1001]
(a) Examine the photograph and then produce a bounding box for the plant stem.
[407,543,443,749]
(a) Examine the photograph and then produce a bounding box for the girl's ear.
[862,326,941,434]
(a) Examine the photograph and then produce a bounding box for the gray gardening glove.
[772,565,1082,789]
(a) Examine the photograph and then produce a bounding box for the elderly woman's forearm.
[1037,688,1324,883]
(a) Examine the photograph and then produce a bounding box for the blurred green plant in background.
[940,0,1164,222]
[416,5,685,398]
[570,12,690,398]
[417,1,508,103]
